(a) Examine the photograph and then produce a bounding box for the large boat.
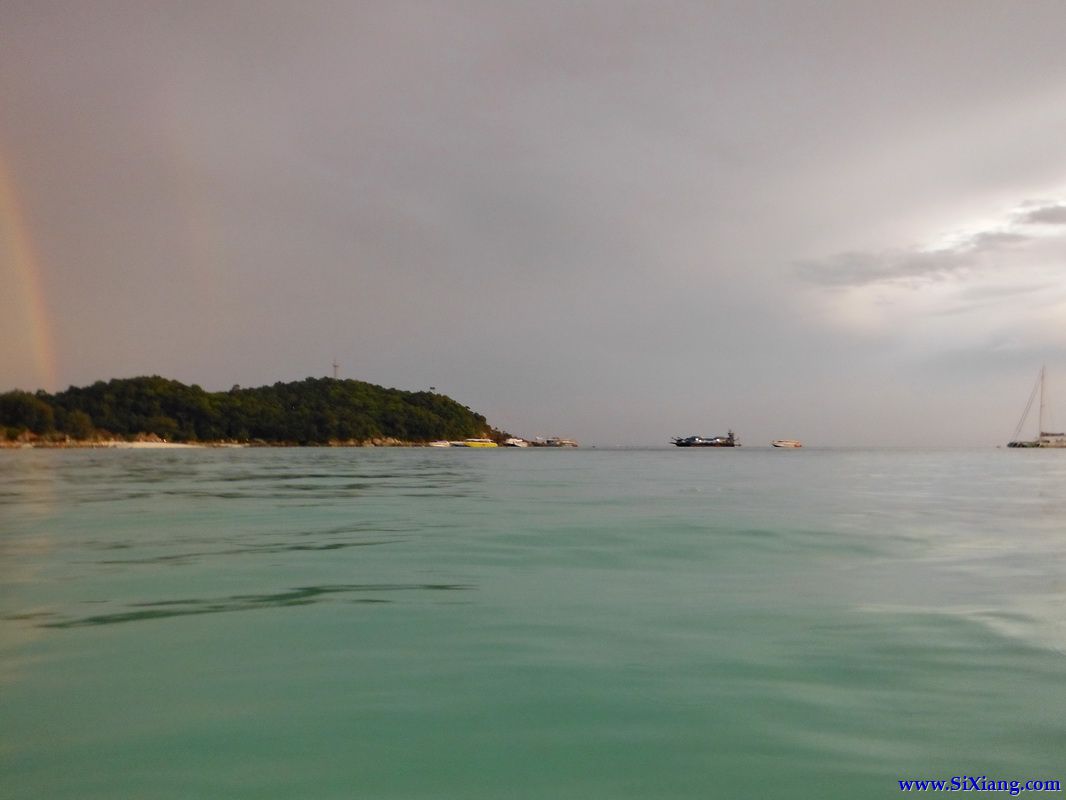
[770,439,802,448]
[529,436,579,447]
[1008,366,1066,448]
[671,430,737,447]
[451,438,499,448]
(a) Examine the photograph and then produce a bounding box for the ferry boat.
[671,431,737,447]
[770,439,802,448]
[452,438,498,448]
[530,436,579,447]
[1008,366,1066,448]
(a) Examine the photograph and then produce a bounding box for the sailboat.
[1007,366,1066,448]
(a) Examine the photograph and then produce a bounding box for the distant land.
[0,376,506,447]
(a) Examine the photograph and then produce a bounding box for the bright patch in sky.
[804,195,1066,359]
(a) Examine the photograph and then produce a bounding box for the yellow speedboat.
[453,438,498,448]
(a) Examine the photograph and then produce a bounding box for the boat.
[529,436,579,447]
[544,437,578,447]
[771,439,802,448]
[452,438,499,448]
[502,437,529,447]
[671,430,737,447]
[427,440,451,447]
[1008,366,1066,448]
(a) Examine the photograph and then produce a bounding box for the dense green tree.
[0,390,55,434]
[1,376,499,444]
[63,410,95,440]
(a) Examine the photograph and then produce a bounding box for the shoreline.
[1,440,234,449]
[0,438,449,449]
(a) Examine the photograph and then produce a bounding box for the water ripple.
[38,583,474,628]
[92,538,402,565]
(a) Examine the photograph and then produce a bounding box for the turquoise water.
[2,448,1064,798]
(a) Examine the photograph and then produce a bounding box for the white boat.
[528,436,579,447]
[428,440,451,447]
[502,437,529,447]
[543,437,578,447]
[770,439,802,448]
[1008,366,1066,448]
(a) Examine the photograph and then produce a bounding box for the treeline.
[0,376,501,444]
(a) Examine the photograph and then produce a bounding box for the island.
[0,376,507,447]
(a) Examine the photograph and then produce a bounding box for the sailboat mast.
[1039,364,1046,436]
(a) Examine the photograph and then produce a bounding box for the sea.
[2,447,1064,799]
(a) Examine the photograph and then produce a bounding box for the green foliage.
[0,376,496,444]
[0,390,54,434]
[62,410,96,440]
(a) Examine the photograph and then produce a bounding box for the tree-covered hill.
[0,376,501,444]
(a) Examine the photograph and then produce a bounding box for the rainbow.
[0,149,57,392]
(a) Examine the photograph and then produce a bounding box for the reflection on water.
[0,448,486,646]
[2,448,484,504]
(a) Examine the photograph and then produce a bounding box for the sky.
[2,0,1066,446]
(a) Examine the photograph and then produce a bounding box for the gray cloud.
[797,228,1033,287]
[1019,204,1066,224]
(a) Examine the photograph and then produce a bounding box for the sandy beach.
[0,440,248,449]
[107,441,205,449]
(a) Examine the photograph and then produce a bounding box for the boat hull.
[672,433,737,447]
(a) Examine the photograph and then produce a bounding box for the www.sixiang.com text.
[899,776,1061,795]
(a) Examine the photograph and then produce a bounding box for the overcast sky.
[3,0,1066,446]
